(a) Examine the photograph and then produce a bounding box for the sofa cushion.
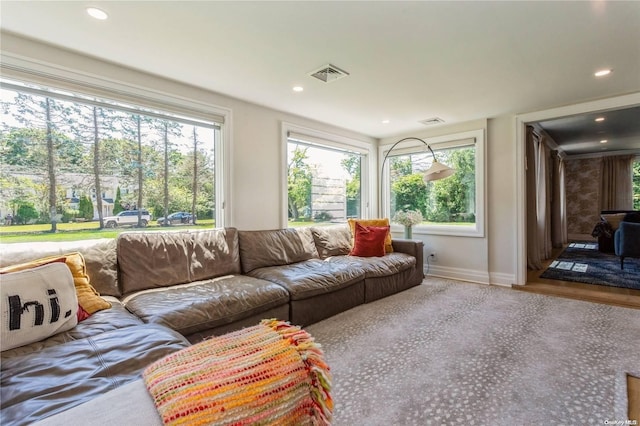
[1,263,78,352]
[247,259,365,300]
[326,252,416,278]
[118,231,191,294]
[118,228,242,295]
[1,302,143,359]
[348,218,394,253]
[32,380,163,426]
[79,239,120,297]
[311,224,352,258]
[238,228,319,274]
[0,252,112,314]
[0,324,189,426]
[0,238,120,298]
[122,275,290,336]
[190,228,242,281]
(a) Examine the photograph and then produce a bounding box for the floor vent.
[420,117,445,126]
[309,64,349,83]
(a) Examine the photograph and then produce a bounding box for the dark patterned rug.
[540,242,640,290]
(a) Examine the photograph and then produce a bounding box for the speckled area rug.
[306,278,640,426]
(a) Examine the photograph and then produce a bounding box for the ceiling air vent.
[309,64,349,83]
[419,117,445,126]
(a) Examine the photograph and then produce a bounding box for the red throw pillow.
[77,305,91,322]
[350,223,389,257]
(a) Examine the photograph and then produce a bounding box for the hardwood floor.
[515,245,640,309]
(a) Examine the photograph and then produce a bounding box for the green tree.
[341,154,361,217]
[0,128,83,168]
[113,187,124,214]
[4,93,80,232]
[72,104,119,228]
[147,119,182,226]
[78,195,94,220]
[392,174,427,217]
[191,127,199,224]
[390,157,413,179]
[120,113,157,227]
[287,146,312,220]
[16,202,38,225]
[425,147,475,222]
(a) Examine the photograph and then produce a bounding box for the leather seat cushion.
[0,324,188,426]
[248,259,365,300]
[326,253,416,278]
[123,275,290,336]
[1,303,143,360]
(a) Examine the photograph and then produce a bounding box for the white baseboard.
[489,272,516,287]
[424,266,515,287]
[425,265,490,285]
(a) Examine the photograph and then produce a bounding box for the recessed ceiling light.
[595,117,605,122]
[292,86,304,92]
[87,7,108,20]
[600,139,608,144]
[381,120,390,124]
[594,69,612,77]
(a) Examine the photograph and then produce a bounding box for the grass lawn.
[0,220,216,244]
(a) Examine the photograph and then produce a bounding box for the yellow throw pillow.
[348,218,393,253]
[0,252,111,314]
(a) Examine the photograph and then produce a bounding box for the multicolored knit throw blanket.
[143,319,332,425]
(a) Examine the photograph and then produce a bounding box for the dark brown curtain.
[551,153,568,248]
[601,155,634,211]
[527,127,567,269]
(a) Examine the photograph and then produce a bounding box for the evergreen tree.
[6,93,77,232]
[78,195,94,220]
[113,187,124,214]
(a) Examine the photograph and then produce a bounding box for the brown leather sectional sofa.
[1,224,424,425]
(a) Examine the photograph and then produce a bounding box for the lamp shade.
[423,160,456,183]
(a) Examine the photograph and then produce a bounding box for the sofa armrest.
[614,221,640,256]
[392,239,425,283]
[392,238,423,256]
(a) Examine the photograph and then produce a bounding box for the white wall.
[487,115,517,285]
[1,33,521,285]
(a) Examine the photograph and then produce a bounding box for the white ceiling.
[1,1,639,144]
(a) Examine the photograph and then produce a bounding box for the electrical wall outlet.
[429,252,437,262]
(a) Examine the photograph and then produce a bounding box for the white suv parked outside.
[103,210,151,228]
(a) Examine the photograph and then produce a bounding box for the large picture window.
[0,79,222,238]
[381,129,485,237]
[285,125,371,228]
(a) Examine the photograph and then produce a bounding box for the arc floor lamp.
[381,137,456,184]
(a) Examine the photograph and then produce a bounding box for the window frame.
[0,55,230,227]
[281,122,375,228]
[379,129,486,237]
